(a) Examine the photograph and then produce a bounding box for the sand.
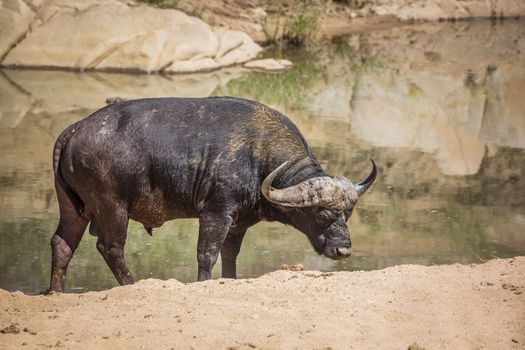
[1,257,524,349]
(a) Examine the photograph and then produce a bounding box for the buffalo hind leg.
[95,205,134,285]
[221,227,247,279]
[197,212,233,281]
[50,217,89,292]
[49,183,90,293]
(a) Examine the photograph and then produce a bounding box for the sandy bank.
[1,257,524,349]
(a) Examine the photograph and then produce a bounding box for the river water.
[1,20,524,293]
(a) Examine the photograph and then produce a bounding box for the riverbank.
[160,0,525,42]
[1,257,523,349]
[3,0,524,74]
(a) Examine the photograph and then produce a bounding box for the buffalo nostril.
[336,247,352,257]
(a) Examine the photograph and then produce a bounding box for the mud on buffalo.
[49,97,376,292]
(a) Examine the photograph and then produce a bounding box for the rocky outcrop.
[1,0,262,73]
[0,0,35,59]
[159,0,525,44]
[367,0,525,21]
[243,59,293,72]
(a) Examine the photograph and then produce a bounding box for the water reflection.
[0,20,524,293]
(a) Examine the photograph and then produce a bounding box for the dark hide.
[48,97,362,292]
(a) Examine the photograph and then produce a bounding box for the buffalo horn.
[355,159,377,197]
[261,162,356,210]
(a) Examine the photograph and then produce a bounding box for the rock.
[281,264,305,271]
[277,60,293,68]
[2,0,262,73]
[166,58,220,74]
[0,323,20,334]
[163,27,263,74]
[26,0,44,8]
[0,0,35,58]
[244,58,293,72]
[214,29,264,67]
[367,0,525,21]
[23,327,37,335]
[251,7,267,20]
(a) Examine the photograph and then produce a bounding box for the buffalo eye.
[344,209,354,221]
[316,209,337,226]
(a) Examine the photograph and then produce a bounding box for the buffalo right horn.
[261,162,356,211]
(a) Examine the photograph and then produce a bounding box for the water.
[1,20,524,293]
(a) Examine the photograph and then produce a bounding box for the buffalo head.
[261,160,377,260]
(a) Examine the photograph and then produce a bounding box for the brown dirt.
[1,257,524,349]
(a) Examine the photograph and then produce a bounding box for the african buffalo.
[49,97,376,292]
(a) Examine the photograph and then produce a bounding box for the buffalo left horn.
[261,162,360,211]
[355,159,377,197]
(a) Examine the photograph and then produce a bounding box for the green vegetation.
[262,0,323,46]
[332,0,366,8]
[213,48,322,109]
[408,82,424,99]
[213,39,384,110]
[139,0,179,8]
[140,0,322,46]
[282,1,322,46]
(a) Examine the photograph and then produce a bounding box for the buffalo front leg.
[221,227,247,279]
[197,213,233,281]
[95,206,134,285]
